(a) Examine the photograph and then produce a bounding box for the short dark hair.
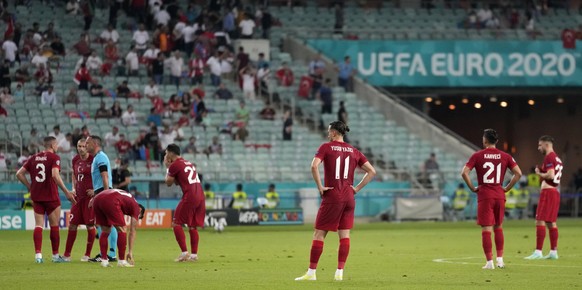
[483,129,499,145]
[204,183,211,190]
[166,144,181,156]
[43,136,56,147]
[329,121,350,136]
[539,135,555,144]
[89,135,102,147]
[236,183,243,191]
[138,204,146,220]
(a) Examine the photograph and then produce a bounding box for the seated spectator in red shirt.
[72,32,91,56]
[74,63,93,90]
[34,63,53,84]
[115,134,132,158]
[104,40,119,62]
[168,94,183,113]
[276,61,294,86]
[15,65,32,83]
[259,102,276,120]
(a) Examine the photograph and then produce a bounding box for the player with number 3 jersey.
[164,144,205,263]
[462,129,522,270]
[16,136,75,263]
[295,121,376,282]
[525,135,563,260]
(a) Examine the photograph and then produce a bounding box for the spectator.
[13,84,24,98]
[71,128,83,146]
[146,107,162,127]
[34,63,52,84]
[2,36,18,65]
[193,93,206,118]
[66,0,80,15]
[308,54,325,99]
[235,101,250,124]
[337,101,348,125]
[111,101,122,118]
[142,43,160,67]
[336,56,355,92]
[116,80,131,98]
[0,61,11,89]
[282,110,293,141]
[214,83,233,100]
[239,14,255,39]
[189,51,205,85]
[182,21,197,58]
[27,128,42,153]
[154,5,171,27]
[31,49,48,68]
[0,103,7,118]
[236,47,250,79]
[72,33,91,56]
[112,158,132,191]
[115,134,132,158]
[476,6,492,27]
[184,137,199,154]
[17,149,31,167]
[43,22,59,42]
[159,123,180,150]
[14,65,31,83]
[125,46,139,76]
[424,153,440,172]
[41,86,57,106]
[181,92,193,115]
[256,52,268,70]
[233,122,249,142]
[509,8,520,29]
[204,136,223,155]
[104,40,119,62]
[74,63,92,90]
[122,105,138,126]
[144,125,161,160]
[58,133,73,154]
[240,65,256,100]
[191,83,205,99]
[172,20,186,53]
[80,0,94,31]
[207,51,222,86]
[89,83,104,97]
[219,48,235,80]
[104,126,121,147]
[132,24,150,54]
[259,102,276,120]
[230,183,247,209]
[144,79,159,99]
[80,125,91,139]
[260,8,273,39]
[50,37,66,57]
[86,51,103,74]
[276,61,294,87]
[334,3,344,34]
[0,88,14,106]
[95,101,111,119]
[150,52,165,84]
[525,10,535,32]
[63,87,79,104]
[264,183,280,208]
[168,94,183,113]
[257,63,270,97]
[100,24,120,43]
[168,51,184,89]
[318,78,333,114]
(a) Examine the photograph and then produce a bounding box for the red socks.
[494,228,504,258]
[33,227,43,254]
[189,229,199,254]
[309,240,324,269]
[117,231,127,260]
[338,238,350,269]
[549,227,558,251]
[85,227,96,257]
[64,229,78,257]
[50,226,60,255]
[173,225,188,252]
[536,225,546,251]
[100,232,110,260]
[482,231,492,261]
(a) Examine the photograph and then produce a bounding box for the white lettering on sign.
[145,211,166,226]
[1,215,22,229]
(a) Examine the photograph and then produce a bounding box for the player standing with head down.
[461,129,522,269]
[91,189,145,267]
[63,139,96,262]
[295,121,376,281]
[524,136,563,260]
[16,136,75,263]
[164,144,206,262]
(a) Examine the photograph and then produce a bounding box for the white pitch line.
[433,257,582,268]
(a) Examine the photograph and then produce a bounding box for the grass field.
[1,219,581,289]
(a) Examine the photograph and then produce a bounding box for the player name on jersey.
[330,146,354,152]
[483,154,501,159]
[35,156,48,161]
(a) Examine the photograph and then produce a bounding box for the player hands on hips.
[524,135,563,260]
[461,129,522,270]
[295,121,376,281]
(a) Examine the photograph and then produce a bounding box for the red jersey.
[115,140,132,154]
[23,151,61,202]
[96,189,141,219]
[465,147,517,201]
[72,154,94,199]
[540,152,563,188]
[314,141,368,203]
[562,29,576,49]
[168,157,204,202]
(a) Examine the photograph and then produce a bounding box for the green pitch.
[1,219,581,289]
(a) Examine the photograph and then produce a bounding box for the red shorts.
[315,200,355,232]
[93,196,125,227]
[173,200,205,227]
[32,200,61,215]
[536,188,560,222]
[70,198,95,226]
[477,199,505,226]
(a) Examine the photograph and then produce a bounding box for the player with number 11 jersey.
[164,144,205,263]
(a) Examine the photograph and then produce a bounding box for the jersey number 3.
[184,166,201,184]
[35,163,46,182]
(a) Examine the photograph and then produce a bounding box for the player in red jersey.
[164,143,205,262]
[525,135,563,260]
[91,188,145,267]
[15,136,75,263]
[461,129,522,269]
[295,121,376,281]
[63,139,96,262]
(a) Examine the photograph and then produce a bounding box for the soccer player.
[15,136,75,263]
[91,188,145,267]
[85,135,118,262]
[63,139,96,262]
[461,129,522,269]
[164,144,205,262]
[524,135,563,260]
[295,121,376,281]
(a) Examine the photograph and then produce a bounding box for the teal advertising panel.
[0,210,25,230]
[307,40,582,87]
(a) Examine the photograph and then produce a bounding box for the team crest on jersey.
[56,160,60,166]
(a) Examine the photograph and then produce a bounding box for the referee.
[85,135,117,262]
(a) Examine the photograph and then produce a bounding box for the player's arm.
[461,166,478,193]
[353,161,376,193]
[127,217,138,260]
[15,167,31,191]
[52,167,76,204]
[503,165,523,192]
[164,158,176,186]
[536,167,554,180]
[310,157,333,195]
[165,173,176,186]
[99,165,110,190]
